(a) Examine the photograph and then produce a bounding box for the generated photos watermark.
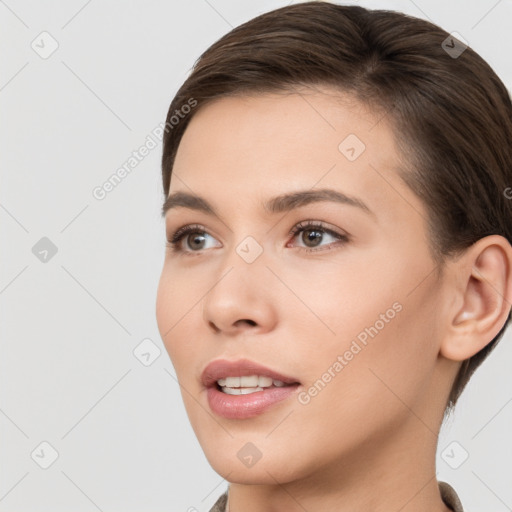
[298,301,403,405]
[92,98,197,201]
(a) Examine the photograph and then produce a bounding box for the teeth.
[220,376,240,387]
[216,374,290,393]
[240,375,258,387]
[257,376,273,387]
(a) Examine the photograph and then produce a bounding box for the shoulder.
[208,484,464,511]
[439,481,464,512]
[209,490,228,512]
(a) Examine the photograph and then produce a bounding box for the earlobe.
[440,235,512,362]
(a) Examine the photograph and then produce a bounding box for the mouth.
[201,358,301,390]
[201,358,301,419]
[215,375,296,395]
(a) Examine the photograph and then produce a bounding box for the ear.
[440,235,512,361]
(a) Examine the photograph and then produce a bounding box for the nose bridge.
[202,232,276,332]
[211,232,268,300]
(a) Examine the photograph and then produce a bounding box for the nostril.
[236,319,257,327]
[208,321,221,333]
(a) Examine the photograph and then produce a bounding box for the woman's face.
[156,88,455,484]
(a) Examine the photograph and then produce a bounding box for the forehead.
[169,88,423,225]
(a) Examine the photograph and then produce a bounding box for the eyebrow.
[161,188,374,219]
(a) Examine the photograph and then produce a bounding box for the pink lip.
[201,358,301,420]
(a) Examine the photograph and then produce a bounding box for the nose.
[202,244,278,336]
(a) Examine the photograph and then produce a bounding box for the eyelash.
[165,220,349,256]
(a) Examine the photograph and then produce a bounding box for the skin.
[156,86,512,512]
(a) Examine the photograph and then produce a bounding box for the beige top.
[209,481,464,512]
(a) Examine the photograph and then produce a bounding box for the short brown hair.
[161,1,512,413]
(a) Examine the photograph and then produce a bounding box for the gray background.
[1,0,511,510]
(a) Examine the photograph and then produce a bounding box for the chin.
[204,448,304,485]
[211,464,292,485]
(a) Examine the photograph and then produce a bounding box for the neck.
[225,415,452,512]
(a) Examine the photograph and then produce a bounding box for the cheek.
[155,267,196,367]
[292,300,435,457]
[290,246,440,405]
[330,277,442,414]
[155,271,173,350]
[277,252,403,352]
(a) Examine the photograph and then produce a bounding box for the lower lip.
[206,384,300,419]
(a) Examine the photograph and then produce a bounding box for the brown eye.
[301,228,323,247]
[184,232,207,250]
[288,221,349,253]
[166,223,220,255]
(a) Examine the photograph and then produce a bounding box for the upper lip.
[201,358,300,388]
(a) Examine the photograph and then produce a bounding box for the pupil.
[303,229,322,247]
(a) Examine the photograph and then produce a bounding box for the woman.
[156,3,512,510]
